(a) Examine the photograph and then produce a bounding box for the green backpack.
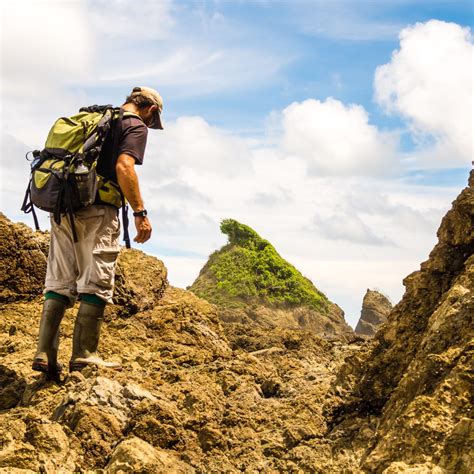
[22,105,135,248]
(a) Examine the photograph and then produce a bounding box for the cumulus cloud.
[251,187,294,207]
[1,0,93,92]
[1,1,95,146]
[149,180,212,204]
[281,98,399,176]
[374,20,473,164]
[312,211,392,246]
[145,116,254,178]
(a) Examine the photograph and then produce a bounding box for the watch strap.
[133,209,148,217]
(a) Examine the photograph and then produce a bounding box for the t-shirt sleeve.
[118,119,148,165]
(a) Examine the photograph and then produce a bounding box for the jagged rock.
[0,366,27,410]
[113,249,168,317]
[354,289,392,336]
[106,436,194,473]
[53,376,157,427]
[382,462,445,473]
[330,171,474,473]
[0,412,76,472]
[0,213,48,302]
[190,218,353,339]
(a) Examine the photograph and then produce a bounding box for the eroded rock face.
[329,171,474,473]
[0,213,49,302]
[354,289,392,337]
[106,437,194,473]
[113,249,168,317]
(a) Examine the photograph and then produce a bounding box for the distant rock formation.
[354,289,392,336]
[189,218,353,339]
[329,170,474,473]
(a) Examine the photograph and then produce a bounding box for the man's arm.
[115,153,152,244]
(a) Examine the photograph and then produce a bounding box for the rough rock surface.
[113,248,168,317]
[0,172,472,473]
[0,213,49,303]
[328,171,474,473]
[0,214,359,472]
[354,289,392,337]
[106,437,194,473]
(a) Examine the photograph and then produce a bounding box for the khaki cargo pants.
[44,205,120,305]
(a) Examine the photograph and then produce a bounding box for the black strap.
[64,183,78,243]
[112,108,123,158]
[111,108,131,248]
[122,203,131,249]
[21,180,40,231]
[52,179,65,227]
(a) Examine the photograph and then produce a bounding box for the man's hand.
[134,216,152,243]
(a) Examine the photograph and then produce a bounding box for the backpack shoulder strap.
[111,109,131,249]
[79,104,113,113]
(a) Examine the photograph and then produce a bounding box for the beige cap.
[130,86,164,129]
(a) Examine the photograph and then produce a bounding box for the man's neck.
[122,103,140,115]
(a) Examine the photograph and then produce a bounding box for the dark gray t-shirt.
[96,114,148,183]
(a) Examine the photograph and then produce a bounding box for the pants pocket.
[91,249,120,289]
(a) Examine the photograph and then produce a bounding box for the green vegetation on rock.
[191,219,328,311]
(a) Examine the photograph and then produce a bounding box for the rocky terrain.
[0,170,472,473]
[354,289,392,337]
[0,212,360,472]
[328,170,474,473]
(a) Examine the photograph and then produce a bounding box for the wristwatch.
[133,209,148,217]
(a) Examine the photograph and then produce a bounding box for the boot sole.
[69,362,87,372]
[32,360,63,375]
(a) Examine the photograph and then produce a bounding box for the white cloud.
[289,258,419,327]
[374,20,473,164]
[281,98,399,176]
[1,0,96,146]
[144,116,254,178]
[312,211,393,246]
[150,180,212,204]
[1,0,93,92]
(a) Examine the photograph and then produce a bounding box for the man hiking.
[32,86,163,376]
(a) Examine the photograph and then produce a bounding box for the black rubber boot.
[32,298,67,376]
[69,301,121,371]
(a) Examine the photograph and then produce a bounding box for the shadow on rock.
[0,365,27,410]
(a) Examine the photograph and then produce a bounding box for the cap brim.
[150,110,164,130]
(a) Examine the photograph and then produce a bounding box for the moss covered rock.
[190,219,353,338]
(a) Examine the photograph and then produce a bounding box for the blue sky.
[1,0,472,326]
[85,1,472,132]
